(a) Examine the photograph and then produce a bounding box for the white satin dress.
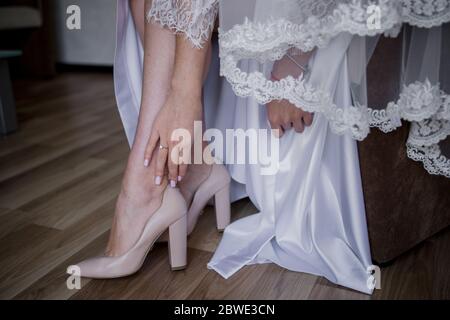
[115,0,373,294]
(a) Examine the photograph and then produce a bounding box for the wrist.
[168,83,203,113]
[170,77,202,100]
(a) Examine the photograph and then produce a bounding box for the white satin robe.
[115,0,373,294]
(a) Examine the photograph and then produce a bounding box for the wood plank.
[0,144,61,183]
[372,228,450,299]
[14,231,109,300]
[0,207,10,216]
[0,223,59,299]
[247,265,317,300]
[38,115,121,149]
[188,199,257,253]
[0,129,113,184]
[89,137,130,163]
[188,263,270,300]
[0,131,126,210]
[0,138,33,158]
[307,278,371,300]
[19,160,124,230]
[150,249,212,300]
[0,199,115,299]
[2,111,110,149]
[0,208,36,239]
[0,154,106,209]
[15,75,115,121]
[71,247,211,300]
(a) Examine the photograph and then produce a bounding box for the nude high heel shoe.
[70,187,188,279]
[186,163,231,235]
[155,163,231,243]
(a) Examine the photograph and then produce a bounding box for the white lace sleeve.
[147,0,219,48]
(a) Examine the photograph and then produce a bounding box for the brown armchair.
[360,35,450,264]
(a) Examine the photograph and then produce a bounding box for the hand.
[144,89,202,187]
[266,99,314,138]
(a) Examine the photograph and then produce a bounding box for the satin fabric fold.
[114,0,144,146]
[207,33,373,294]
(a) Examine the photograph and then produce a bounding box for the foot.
[105,152,167,257]
[178,163,212,233]
[73,188,187,279]
[105,185,165,257]
[179,163,212,205]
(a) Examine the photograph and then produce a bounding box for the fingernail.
[154,176,161,185]
[144,159,149,167]
[170,180,177,188]
[177,176,183,182]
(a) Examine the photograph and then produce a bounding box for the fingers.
[267,114,285,138]
[293,110,313,133]
[293,111,313,134]
[144,133,188,187]
[281,121,292,132]
[167,143,179,187]
[144,128,170,186]
[178,163,188,181]
[302,112,314,126]
[267,116,283,138]
[144,128,160,167]
[154,137,168,185]
[271,124,284,138]
[177,137,191,181]
[293,118,305,133]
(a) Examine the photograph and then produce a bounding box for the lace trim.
[221,52,450,136]
[220,5,400,58]
[408,118,450,146]
[407,143,450,178]
[221,54,372,140]
[369,80,449,133]
[221,53,450,176]
[220,1,450,61]
[370,85,450,176]
[219,0,450,177]
[402,0,450,28]
[147,0,218,48]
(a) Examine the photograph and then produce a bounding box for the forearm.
[133,0,176,150]
[170,34,211,103]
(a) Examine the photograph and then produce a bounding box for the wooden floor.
[0,71,449,300]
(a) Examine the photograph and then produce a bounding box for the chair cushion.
[0,6,41,30]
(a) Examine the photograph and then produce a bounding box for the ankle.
[120,177,167,206]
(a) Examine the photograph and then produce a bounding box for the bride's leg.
[177,45,213,206]
[107,1,215,255]
[106,0,175,256]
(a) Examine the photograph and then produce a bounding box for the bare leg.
[107,0,214,256]
[106,0,174,256]
[178,44,213,206]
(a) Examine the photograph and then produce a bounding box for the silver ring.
[159,144,168,150]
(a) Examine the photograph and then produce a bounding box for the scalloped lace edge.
[220,54,450,177]
[220,1,450,58]
[407,143,450,178]
[220,54,450,138]
[147,0,218,48]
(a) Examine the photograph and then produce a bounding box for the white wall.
[53,0,117,66]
